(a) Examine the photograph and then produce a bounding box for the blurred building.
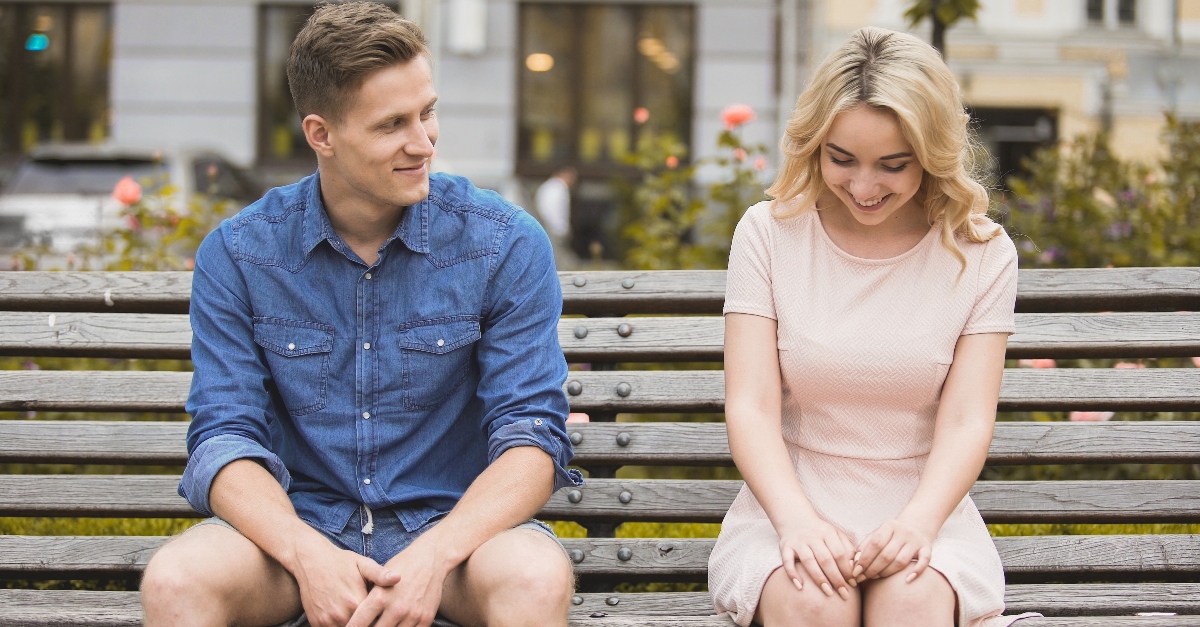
[1,0,1198,241]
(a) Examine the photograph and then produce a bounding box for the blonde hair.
[768,26,1000,269]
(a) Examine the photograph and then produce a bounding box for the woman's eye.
[829,156,851,166]
[882,163,909,173]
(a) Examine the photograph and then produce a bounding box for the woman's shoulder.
[952,220,1017,261]
[737,197,815,235]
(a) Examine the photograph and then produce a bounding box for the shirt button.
[363,343,371,350]
[535,419,543,426]
[364,272,373,280]
[364,478,371,485]
[287,343,295,350]
[437,339,445,347]
[363,412,370,419]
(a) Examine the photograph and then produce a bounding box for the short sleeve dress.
[707,200,1032,627]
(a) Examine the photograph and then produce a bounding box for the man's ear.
[302,114,336,158]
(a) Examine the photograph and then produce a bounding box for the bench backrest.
[2,268,1200,600]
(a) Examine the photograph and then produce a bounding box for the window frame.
[256,3,319,169]
[514,2,697,180]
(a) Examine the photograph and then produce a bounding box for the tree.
[903,0,981,56]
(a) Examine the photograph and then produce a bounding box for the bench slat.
[5,368,1199,414]
[4,420,1200,467]
[3,535,1197,579]
[561,313,1200,361]
[6,311,1200,361]
[3,587,1200,626]
[1,476,1196,523]
[5,268,1200,314]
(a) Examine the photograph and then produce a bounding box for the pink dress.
[708,201,1031,627]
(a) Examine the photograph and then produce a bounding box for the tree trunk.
[932,10,947,56]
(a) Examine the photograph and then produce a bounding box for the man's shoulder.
[424,173,545,257]
[213,175,316,269]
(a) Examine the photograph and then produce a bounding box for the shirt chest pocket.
[253,318,335,417]
[397,316,481,411]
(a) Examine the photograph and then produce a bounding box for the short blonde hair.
[768,26,999,268]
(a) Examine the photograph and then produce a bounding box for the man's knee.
[470,529,573,624]
[141,531,228,621]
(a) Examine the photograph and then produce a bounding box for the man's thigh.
[142,521,304,627]
[437,525,574,627]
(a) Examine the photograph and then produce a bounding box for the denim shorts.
[193,506,561,627]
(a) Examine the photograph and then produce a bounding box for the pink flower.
[733,148,747,162]
[1018,359,1057,369]
[633,107,650,124]
[665,155,679,169]
[1114,362,1145,369]
[754,155,768,171]
[112,176,142,206]
[124,215,142,231]
[566,413,590,424]
[721,104,755,130]
[1070,411,1114,422]
[185,258,195,271]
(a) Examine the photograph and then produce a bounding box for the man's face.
[325,56,439,208]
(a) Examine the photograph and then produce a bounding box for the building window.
[1117,0,1135,24]
[258,4,317,167]
[1086,0,1104,23]
[0,3,112,158]
[968,107,1057,190]
[517,3,695,178]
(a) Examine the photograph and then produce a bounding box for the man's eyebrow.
[826,143,853,157]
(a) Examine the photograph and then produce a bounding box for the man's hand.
[345,536,449,627]
[291,536,402,627]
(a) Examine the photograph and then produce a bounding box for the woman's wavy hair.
[768,26,1000,269]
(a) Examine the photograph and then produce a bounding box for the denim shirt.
[179,171,582,536]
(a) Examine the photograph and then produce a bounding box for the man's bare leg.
[437,527,574,627]
[141,523,304,627]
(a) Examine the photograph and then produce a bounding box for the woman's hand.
[851,518,933,584]
[778,519,857,600]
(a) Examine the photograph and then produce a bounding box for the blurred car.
[0,144,263,253]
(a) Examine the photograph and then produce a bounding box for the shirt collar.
[301,170,431,257]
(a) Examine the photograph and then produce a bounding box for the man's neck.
[318,165,406,267]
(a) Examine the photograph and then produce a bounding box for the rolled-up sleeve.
[179,226,291,516]
[476,210,582,491]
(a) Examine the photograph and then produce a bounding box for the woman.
[707,27,1035,627]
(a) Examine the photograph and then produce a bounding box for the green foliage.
[903,0,982,30]
[617,126,768,270]
[13,174,237,272]
[1000,116,1200,268]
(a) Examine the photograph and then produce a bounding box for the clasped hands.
[292,535,448,627]
[778,516,934,600]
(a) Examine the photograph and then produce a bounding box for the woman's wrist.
[895,508,942,540]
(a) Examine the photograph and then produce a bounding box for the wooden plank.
[3,368,1200,416]
[0,272,192,314]
[2,476,1196,523]
[3,535,1197,580]
[0,312,191,359]
[5,419,1200,468]
[6,310,1199,361]
[3,587,1200,627]
[5,268,1196,316]
[562,313,1200,361]
[1017,267,1200,313]
[0,371,192,415]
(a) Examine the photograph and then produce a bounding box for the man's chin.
[394,180,430,208]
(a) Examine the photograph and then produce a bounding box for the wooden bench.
[2,268,1200,626]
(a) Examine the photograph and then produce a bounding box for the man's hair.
[287,2,429,122]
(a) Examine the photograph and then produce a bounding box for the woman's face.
[819,104,925,227]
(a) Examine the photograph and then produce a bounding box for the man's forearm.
[209,458,330,574]
[410,446,556,573]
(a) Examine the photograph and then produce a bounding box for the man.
[140,5,580,627]
[534,167,579,271]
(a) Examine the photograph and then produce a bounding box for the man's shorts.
[191,505,563,627]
